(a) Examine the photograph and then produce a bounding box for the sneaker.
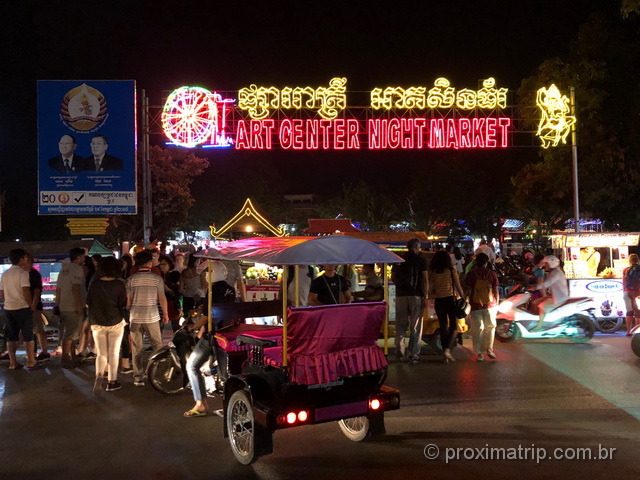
[106,381,122,392]
[93,375,105,393]
[133,378,145,387]
[120,366,134,374]
[477,353,485,362]
[408,355,420,364]
[36,352,51,361]
[486,351,497,359]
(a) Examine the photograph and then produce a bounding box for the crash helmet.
[208,261,228,283]
[543,255,560,269]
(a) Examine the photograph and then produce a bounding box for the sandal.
[183,409,208,418]
[9,363,24,370]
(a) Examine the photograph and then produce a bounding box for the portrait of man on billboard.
[48,134,84,174]
[85,134,123,172]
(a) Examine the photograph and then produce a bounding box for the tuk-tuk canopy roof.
[197,235,404,265]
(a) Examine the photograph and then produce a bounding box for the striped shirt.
[429,269,459,298]
[126,269,164,323]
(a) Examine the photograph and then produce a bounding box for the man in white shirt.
[0,248,38,369]
[474,239,496,267]
[55,247,87,367]
[533,255,569,331]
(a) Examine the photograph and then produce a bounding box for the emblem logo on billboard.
[60,83,108,132]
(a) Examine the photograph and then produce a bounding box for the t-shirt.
[309,274,350,305]
[29,268,44,310]
[0,265,30,310]
[464,267,499,310]
[87,278,127,326]
[395,252,428,297]
[56,262,87,311]
[126,269,164,323]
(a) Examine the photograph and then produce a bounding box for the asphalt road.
[1,333,639,480]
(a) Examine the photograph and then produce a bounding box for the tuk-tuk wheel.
[338,416,371,442]
[227,390,257,464]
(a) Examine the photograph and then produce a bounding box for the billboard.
[37,80,137,215]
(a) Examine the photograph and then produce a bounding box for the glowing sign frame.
[536,84,576,149]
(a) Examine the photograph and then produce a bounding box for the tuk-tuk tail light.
[278,410,310,426]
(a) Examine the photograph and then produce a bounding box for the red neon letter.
[472,118,485,148]
[446,119,459,149]
[250,120,264,149]
[485,118,497,148]
[236,120,250,149]
[306,120,319,149]
[498,117,510,147]
[368,119,387,149]
[319,120,332,149]
[401,118,414,149]
[414,118,426,148]
[334,119,346,149]
[429,119,445,148]
[280,119,293,149]
[387,118,400,149]
[458,118,471,148]
[262,119,275,149]
[292,120,304,149]
[346,119,360,149]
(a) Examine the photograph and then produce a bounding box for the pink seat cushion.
[265,302,388,385]
[215,324,283,352]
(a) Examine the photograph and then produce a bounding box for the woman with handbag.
[429,251,465,363]
[86,256,127,392]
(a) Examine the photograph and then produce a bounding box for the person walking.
[24,254,50,361]
[126,251,169,387]
[86,257,127,392]
[391,238,428,364]
[623,253,640,336]
[464,253,500,361]
[429,250,465,363]
[55,247,87,368]
[0,249,41,369]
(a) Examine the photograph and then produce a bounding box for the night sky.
[0,0,616,239]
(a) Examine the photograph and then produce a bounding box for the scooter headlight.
[497,301,513,314]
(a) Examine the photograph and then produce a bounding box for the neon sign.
[160,76,570,151]
[238,77,347,120]
[161,86,233,148]
[371,77,507,110]
[536,84,576,148]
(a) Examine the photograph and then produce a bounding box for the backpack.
[392,261,417,290]
[472,270,492,306]
[625,265,640,290]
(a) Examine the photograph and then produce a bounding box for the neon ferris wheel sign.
[161,78,573,150]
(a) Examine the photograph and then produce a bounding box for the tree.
[105,146,208,246]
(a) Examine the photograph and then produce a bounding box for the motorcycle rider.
[532,255,569,331]
[183,261,235,417]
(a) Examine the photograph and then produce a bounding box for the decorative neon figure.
[536,84,576,148]
[162,86,234,148]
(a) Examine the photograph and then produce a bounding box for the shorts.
[5,308,34,342]
[60,310,83,341]
[32,310,46,335]
[623,292,640,316]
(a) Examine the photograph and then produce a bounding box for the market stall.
[553,232,640,333]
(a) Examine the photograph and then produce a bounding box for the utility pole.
[570,87,580,233]
[142,90,153,245]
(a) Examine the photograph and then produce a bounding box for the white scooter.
[495,286,596,343]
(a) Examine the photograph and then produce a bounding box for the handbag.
[451,270,468,319]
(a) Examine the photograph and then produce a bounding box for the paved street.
[1,333,639,480]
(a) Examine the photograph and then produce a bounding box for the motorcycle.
[495,286,596,343]
[146,315,223,396]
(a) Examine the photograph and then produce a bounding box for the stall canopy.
[197,235,403,265]
[0,239,113,263]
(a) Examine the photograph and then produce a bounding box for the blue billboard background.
[37,80,137,215]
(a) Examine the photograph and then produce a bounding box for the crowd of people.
[2,236,639,408]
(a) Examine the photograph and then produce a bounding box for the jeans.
[469,308,496,354]
[395,296,423,357]
[435,296,458,351]
[187,336,212,402]
[92,324,125,382]
[130,322,163,380]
